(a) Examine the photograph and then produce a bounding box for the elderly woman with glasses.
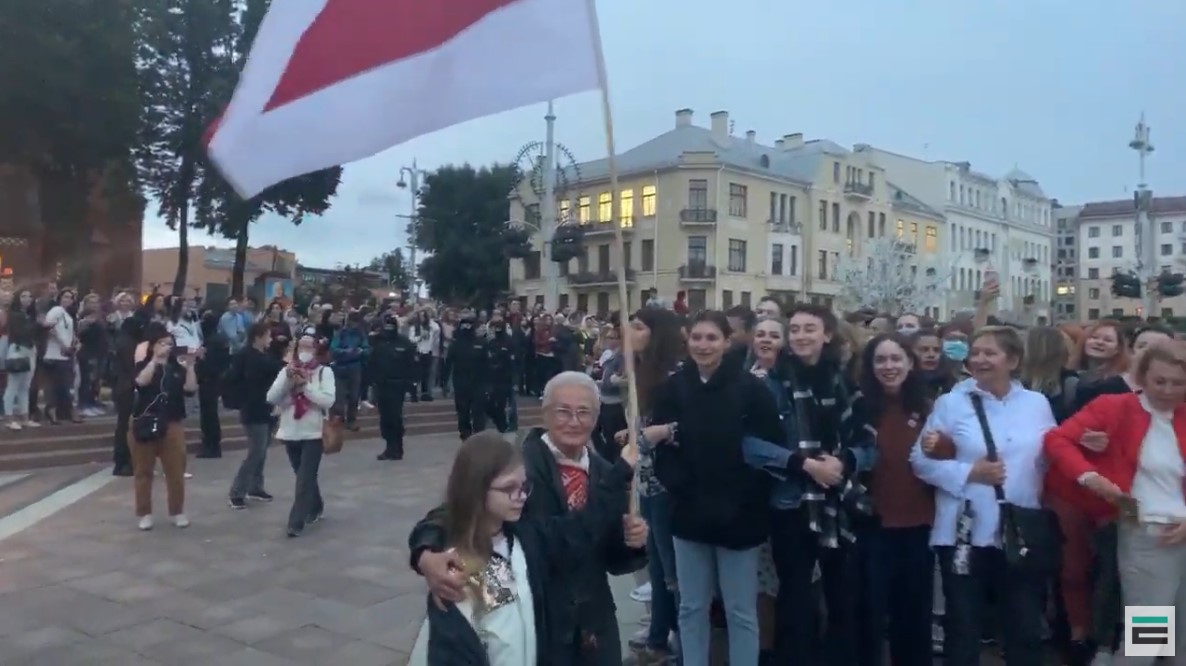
[408,371,648,666]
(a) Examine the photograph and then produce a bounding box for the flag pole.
[585,0,640,516]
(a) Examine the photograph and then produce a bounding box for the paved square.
[0,433,645,665]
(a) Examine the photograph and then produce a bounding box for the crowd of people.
[402,288,1186,666]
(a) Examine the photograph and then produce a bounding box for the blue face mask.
[942,340,969,362]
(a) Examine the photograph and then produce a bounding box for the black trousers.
[453,384,487,439]
[112,387,133,470]
[770,507,858,666]
[197,378,222,456]
[417,353,433,396]
[485,382,511,433]
[595,402,626,462]
[936,546,1046,666]
[856,523,934,666]
[376,383,407,456]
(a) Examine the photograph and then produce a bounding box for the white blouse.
[1130,395,1186,524]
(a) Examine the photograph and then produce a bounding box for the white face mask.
[297,351,314,364]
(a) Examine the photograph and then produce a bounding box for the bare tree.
[834,235,955,315]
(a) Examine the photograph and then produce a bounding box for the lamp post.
[1129,114,1155,317]
[397,160,429,296]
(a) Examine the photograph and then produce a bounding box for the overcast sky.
[142,0,1186,268]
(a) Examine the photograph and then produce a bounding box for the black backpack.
[220,349,247,410]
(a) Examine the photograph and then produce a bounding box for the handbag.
[970,394,1062,575]
[132,374,169,443]
[322,414,345,454]
[3,357,30,373]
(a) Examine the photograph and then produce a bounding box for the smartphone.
[174,346,190,357]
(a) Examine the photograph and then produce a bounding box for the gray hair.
[542,371,601,409]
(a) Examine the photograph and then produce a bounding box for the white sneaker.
[630,582,652,603]
[183,472,193,479]
[171,514,189,528]
[5,422,21,431]
[138,515,154,531]
[23,420,40,428]
[361,400,375,410]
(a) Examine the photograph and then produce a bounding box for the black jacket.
[487,333,517,386]
[651,359,783,549]
[370,332,418,386]
[450,332,490,389]
[411,458,635,666]
[235,346,284,425]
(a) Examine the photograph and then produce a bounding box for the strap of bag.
[134,367,168,420]
[969,393,1006,503]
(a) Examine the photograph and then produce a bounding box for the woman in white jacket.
[267,330,335,538]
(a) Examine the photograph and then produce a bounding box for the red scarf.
[291,360,321,420]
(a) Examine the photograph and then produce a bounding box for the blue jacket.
[330,326,370,367]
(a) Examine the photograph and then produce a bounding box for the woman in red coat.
[1043,341,1186,665]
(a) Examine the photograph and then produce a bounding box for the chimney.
[710,110,729,142]
[775,138,785,150]
[782,133,803,150]
[745,130,756,144]
[674,108,693,128]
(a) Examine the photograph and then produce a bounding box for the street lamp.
[397,160,429,295]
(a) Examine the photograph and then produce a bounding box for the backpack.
[220,349,247,410]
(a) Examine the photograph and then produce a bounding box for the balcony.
[1023,257,1040,272]
[843,181,873,201]
[678,263,717,282]
[580,220,633,237]
[567,268,636,287]
[679,208,718,226]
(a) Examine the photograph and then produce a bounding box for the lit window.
[924,226,938,252]
[620,189,634,228]
[559,200,570,223]
[641,185,656,217]
[597,192,612,222]
[578,196,591,224]
[896,219,904,238]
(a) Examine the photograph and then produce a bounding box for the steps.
[0,399,543,471]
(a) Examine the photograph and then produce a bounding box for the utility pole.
[540,101,560,311]
[1129,114,1155,318]
[398,160,428,297]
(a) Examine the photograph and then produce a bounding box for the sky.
[142,0,1186,268]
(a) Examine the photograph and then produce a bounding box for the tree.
[834,235,955,315]
[415,163,518,305]
[0,0,143,289]
[368,249,411,295]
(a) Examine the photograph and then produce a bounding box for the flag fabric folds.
[208,0,601,198]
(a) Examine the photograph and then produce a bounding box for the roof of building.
[888,181,944,218]
[1077,195,1186,219]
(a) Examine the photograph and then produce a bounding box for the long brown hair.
[631,308,684,417]
[1075,320,1130,378]
[1022,326,1069,395]
[443,431,523,570]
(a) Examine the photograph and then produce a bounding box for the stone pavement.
[0,433,645,665]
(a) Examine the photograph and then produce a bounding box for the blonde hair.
[971,326,1026,364]
[1021,327,1068,395]
[1134,340,1186,386]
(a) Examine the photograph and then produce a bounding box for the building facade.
[1074,196,1186,320]
[507,109,949,317]
[142,245,296,304]
[860,148,1055,323]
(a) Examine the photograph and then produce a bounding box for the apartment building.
[142,245,296,303]
[1074,196,1186,320]
[1052,202,1082,322]
[859,148,1055,323]
[507,108,948,317]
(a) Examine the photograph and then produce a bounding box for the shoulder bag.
[132,370,169,443]
[969,393,1062,575]
[315,367,345,454]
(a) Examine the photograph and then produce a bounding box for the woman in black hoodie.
[648,310,782,666]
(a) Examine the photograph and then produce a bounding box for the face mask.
[942,340,969,362]
[297,351,314,363]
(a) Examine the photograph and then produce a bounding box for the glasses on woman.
[490,480,533,500]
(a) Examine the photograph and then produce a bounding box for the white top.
[407,533,538,666]
[910,378,1055,547]
[1130,395,1186,523]
[410,320,440,356]
[43,306,75,361]
[266,365,336,441]
[168,319,203,350]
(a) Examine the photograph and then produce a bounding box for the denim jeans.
[284,439,324,530]
[672,537,760,666]
[229,422,271,500]
[640,492,679,653]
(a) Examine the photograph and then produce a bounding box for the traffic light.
[1157,271,1185,298]
[1111,272,1142,299]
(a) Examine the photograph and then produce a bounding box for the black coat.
[410,457,635,666]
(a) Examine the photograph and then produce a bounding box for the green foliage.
[368,250,411,295]
[415,164,517,305]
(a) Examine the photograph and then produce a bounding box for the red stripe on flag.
[265,0,520,112]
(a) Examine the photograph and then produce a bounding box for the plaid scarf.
[783,358,873,548]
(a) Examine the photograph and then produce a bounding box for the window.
[688,179,708,209]
[597,244,610,271]
[641,239,654,271]
[1161,221,1172,233]
[769,192,777,224]
[525,203,540,223]
[771,243,784,275]
[817,250,828,279]
[1088,268,1099,279]
[523,251,541,279]
[687,236,707,265]
[1089,288,1100,299]
[558,199,570,223]
[728,183,748,217]
[558,293,569,311]
[924,226,938,252]
[833,162,841,183]
[878,212,886,236]
[1112,224,1122,237]
[686,289,706,312]
[910,222,919,243]
[1088,308,1100,320]
[819,200,828,230]
[741,291,752,308]
[558,258,569,276]
[577,196,591,223]
[896,219,904,238]
[788,196,797,225]
[619,189,634,227]
[641,185,656,217]
[596,292,609,317]
[728,239,747,272]
[831,202,840,233]
[790,245,798,276]
[830,252,839,279]
[722,290,734,309]
[577,247,589,272]
[1088,226,1100,238]
[597,192,612,222]
[623,241,632,269]
[576,293,588,313]
[1112,308,1124,317]
[1162,244,1172,256]
[867,211,875,238]
[1088,247,1099,259]
[1112,246,1122,258]
[778,194,788,224]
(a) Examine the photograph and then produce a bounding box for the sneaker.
[932,619,945,655]
[183,472,193,479]
[5,422,21,431]
[138,515,154,531]
[630,582,652,604]
[228,498,247,510]
[307,510,324,524]
[628,627,649,650]
[171,514,189,528]
[22,420,40,428]
[361,400,375,410]
[247,491,274,502]
[287,526,303,538]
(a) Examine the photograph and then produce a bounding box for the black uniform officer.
[370,314,418,460]
[449,316,490,439]
[485,317,516,433]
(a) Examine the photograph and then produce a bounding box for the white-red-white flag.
[208,0,602,198]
